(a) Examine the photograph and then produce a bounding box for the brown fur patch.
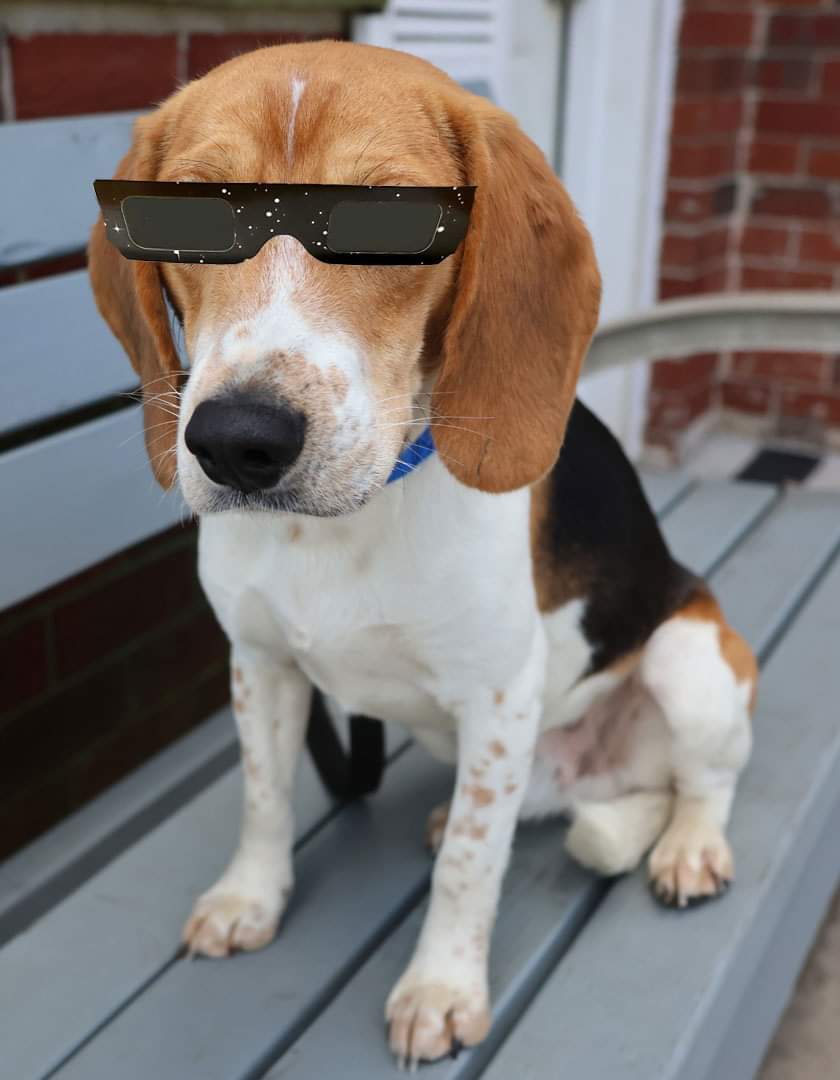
[489,739,506,758]
[462,784,495,808]
[430,87,601,493]
[469,823,488,840]
[493,690,505,706]
[678,589,759,711]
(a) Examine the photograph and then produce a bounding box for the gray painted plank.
[0,714,406,1080]
[0,270,138,433]
[49,481,771,1080]
[0,706,238,945]
[482,512,840,1080]
[639,469,694,516]
[268,832,602,1080]
[0,407,182,608]
[660,478,776,576]
[0,112,138,267]
[264,487,832,1080]
[53,747,453,1080]
[702,802,840,1080]
[705,488,840,656]
[0,748,340,1080]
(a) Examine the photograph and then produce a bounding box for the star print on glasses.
[93,181,476,266]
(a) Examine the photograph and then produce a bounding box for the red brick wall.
[6,29,335,121]
[0,526,229,856]
[0,17,344,856]
[649,0,840,457]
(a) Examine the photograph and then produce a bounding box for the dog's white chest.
[270,576,447,726]
[197,458,554,735]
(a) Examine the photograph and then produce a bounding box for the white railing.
[586,291,840,375]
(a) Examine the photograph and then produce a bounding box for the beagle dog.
[89,41,757,1066]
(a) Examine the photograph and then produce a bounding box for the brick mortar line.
[660,254,737,280]
[724,376,837,395]
[652,377,727,400]
[753,87,840,101]
[663,220,742,237]
[663,250,840,278]
[730,6,770,291]
[739,252,840,273]
[679,45,840,54]
[789,219,804,263]
[672,132,840,151]
[674,86,840,104]
[668,176,743,192]
[801,132,840,153]
[748,209,840,227]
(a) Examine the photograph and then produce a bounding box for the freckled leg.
[183,646,311,957]
[386,634,545,1066]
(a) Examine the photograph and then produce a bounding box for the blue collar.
[386,426,436,484]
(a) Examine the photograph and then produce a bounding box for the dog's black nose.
[185,397,306,493]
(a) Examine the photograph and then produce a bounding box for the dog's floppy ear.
[88,112,183,489]
[432,96,601,493]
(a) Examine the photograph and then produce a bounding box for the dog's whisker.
[117,421,178,448]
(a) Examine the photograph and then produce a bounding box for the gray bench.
[3,109,840,1080]
[0,111,183,610]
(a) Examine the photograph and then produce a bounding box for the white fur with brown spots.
[87,40,756,1067]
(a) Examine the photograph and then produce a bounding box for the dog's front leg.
[386,627,546,1065]
[183,645,311,957]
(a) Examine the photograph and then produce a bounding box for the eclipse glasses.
[93,181,476,266]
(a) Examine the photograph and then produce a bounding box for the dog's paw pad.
[649,828,734,909]
[182,892,281,957]
[386,978,490,1066]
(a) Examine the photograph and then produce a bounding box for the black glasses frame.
[93,180,476,266]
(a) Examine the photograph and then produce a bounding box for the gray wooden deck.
[2,473,839,1080]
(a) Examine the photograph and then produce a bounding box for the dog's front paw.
[386,971,491,1067]
[182,887,287,957]
[648,822,734,909]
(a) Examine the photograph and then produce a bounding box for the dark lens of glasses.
[121,196,236,253]
[326,200,443,255]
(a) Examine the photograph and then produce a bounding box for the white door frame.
[562,0,682,457]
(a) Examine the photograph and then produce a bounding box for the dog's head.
[89,41,600,516]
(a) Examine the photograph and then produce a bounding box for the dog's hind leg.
[565,790,674,876]
[640,593,756,908]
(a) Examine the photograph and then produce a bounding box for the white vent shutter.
[352,1,512,107]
